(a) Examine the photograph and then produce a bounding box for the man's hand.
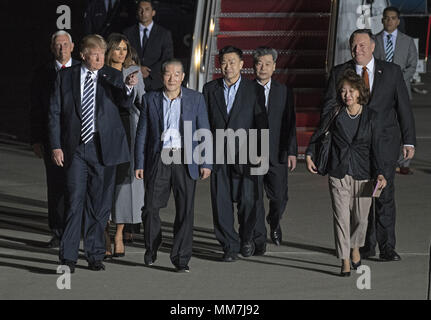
[403,145,415,160]
[200,168,211,180]
[135,169,144,180]
[376,174,387,190]
[125,71,139,87]
[288,155,297,172]
[306,155,317,174]
[140,66,151,78]
[32,143,44,159]
[52,149,64,167]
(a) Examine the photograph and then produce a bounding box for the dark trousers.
[364,163,397,253]
[143,155,196,268]
[43,146,66,239]
[210,165,258,254]
[254,164,289,248]
[60,137,116,264]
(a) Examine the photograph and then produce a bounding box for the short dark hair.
[219,46,243,63]
[137,0,155,10]
[337,69,369,106]
[383,6,400,18]
[161,58,184,74]
[349,29,375,48]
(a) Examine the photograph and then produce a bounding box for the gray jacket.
[374,30,418,97]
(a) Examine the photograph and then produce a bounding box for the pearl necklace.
[346,105,362,119]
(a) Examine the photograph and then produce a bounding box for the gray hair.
[161,58,184,74]
[51,30,73,45]
[253,46,278,64]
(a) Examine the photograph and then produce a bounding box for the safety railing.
[188,0,219,91]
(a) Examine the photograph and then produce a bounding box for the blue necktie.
[385,34,394,62]
[81,71,95,144]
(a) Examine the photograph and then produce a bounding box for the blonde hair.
[79,34,107,55]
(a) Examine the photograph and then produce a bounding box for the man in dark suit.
[252,47,298,254]
[30,30,80,248]
[49,34,137,273]
[203,46,268,262]
[322,29,416,261]
[134,59,211,272]
[123,0,174,91]
[84,0,136,38]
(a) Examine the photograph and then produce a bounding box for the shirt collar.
[163,88,183,102]
[81,65,99,78]
[257,78,271,90]
[355,56,375,73]
[55,58,72,71]
[139,21,154,34]
[223,76,241,90]
[384,29,398,39]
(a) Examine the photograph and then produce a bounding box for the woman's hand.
[376,174,387,190]
[306,155,318,174]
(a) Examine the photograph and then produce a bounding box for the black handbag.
[314,106,342,176]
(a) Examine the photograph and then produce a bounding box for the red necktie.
[61,65,66,69]
[362,66,369,90]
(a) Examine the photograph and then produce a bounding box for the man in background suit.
[374,7,418,98]
[135,59,211,272]
[84,0,136,37]
[252,47,298,254]
[374,6,418,175]
[123,0,174,91]
[203,46,268,262]
[49,34,137,273]
[30,30,79,248]
[322,29,416,262]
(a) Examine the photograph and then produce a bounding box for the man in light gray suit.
[374,6,418,97]
[374,6,418,174]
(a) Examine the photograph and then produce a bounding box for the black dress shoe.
[351,259,362,270]
[340,270,351,277]
[60,260,76,274]
[88,261,105,271]
[359,248,376,259]
[253,244,266,256]
[144,250,157,266]
[240,242,255,257]
[175,265,190,273]
[47,237,60,248]
[270,226,282,246]
[222,252,238,262]
[379,249,401,261]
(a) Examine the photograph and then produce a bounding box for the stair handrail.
[326,0,340,74]
[188,0,218,91]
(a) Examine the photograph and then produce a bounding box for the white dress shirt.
[55,58,72,72]
[383,29,398,50]
[139,21,154,48]
[80,66,98,133]
[257,78,272,109]
[355,57,375,93]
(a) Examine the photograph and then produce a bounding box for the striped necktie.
[385,34,394,62]
[81,71,95,144]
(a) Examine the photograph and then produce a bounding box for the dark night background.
[0,1,429,144]
[0,0,197,143]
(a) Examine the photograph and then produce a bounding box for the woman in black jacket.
[306,70,387,277]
